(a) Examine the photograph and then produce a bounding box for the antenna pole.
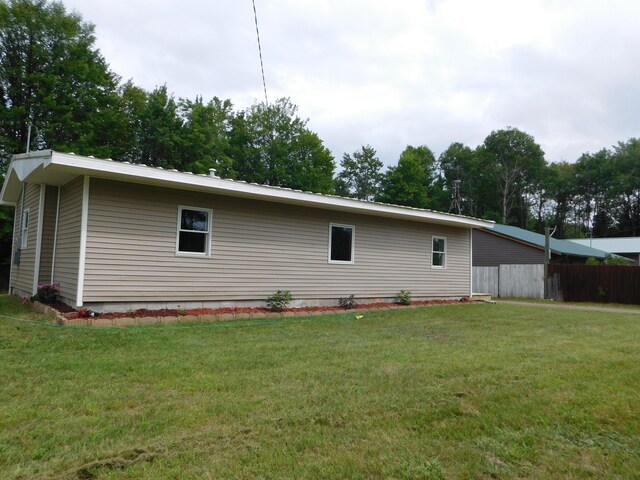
[26,123,32,153]
[449,179,462,215]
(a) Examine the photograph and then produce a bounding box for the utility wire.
[251,0,269,106]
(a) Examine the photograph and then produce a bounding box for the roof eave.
[2,150,494,228]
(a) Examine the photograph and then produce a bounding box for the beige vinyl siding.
[83,178,471,303]
[10,183,41,295]
[38,186,59,284]
[53,177,83,303]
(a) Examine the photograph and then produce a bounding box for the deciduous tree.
[336,145,383,200]
[0,0,121,166]
[479,128,546,224]
[228,98,335,193]
[377,145,436,208]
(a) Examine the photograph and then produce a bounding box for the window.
[20,208,29,249]
[177,206,211,256]
[432,236,446,268]
[329,223,354,264]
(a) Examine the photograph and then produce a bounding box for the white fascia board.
[49,152,494,229]
[0,169,19,206]
[0,150,53,205]
[76,176,90,307]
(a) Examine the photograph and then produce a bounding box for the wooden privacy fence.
[473,264,544,299]
[549,264,640,304]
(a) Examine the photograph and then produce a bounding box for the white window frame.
[176,205,212,257]
[328,223,355,264]
[20,208,30,249]
[431,235,447,269]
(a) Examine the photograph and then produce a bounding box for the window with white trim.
[177,206,211,255]
[432,236,446,268]
[329,223,354,264]
[20,208,29,249]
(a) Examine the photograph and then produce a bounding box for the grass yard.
[1,296,639,479]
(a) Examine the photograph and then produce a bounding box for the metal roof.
[0,150,494,229]
[567,237,640,254]
[484,224,612,259]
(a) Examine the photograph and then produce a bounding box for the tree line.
[1,0,639,279]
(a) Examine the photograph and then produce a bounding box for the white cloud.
[65,0,640,166]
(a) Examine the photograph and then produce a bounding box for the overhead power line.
[251,0,269,106]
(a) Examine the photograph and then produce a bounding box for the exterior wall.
[38,185,59,285]
[473,229,544,266]
[82,178,472,309]
[10,183,41,296]
[52,177,83,304]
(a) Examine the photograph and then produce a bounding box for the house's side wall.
[38,185,59,285]
[52,177,83,305]
[83,178,471,309]
[10,183,41,296]
[472,229,544,266]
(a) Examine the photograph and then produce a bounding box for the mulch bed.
[45,301,77,314]
[57,297,472,320]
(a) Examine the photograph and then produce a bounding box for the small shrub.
[32,281,60,304]
[77,308,96,318]
[266,290,293,312]
[395,290,412,305]
[338,294,357,309]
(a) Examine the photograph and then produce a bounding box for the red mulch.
[45,301,77,314]
[60,297,472,320]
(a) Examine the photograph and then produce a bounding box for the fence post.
[544,227,550,299]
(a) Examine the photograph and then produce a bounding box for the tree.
[574,149,614,237]
[0,0,122,167]
[610,138,640,236]
[112,81,147,163]
[545,161,576,238]
[136,85,183,168]
[479,127,546,224]
[178,95,234,176]
[377,145,436,208]
[228,97,335,193]
[336,145,383,200]
[437,142,481,216]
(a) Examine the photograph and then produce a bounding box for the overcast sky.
[65,0,640,167]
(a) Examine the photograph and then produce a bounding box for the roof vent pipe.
[209,168,218,178]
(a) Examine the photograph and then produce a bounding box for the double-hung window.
[432,236,446,268]
[20,209,29,249]
[329,223,355,264]
[177,206,211,256]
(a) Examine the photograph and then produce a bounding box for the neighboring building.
[1,150,493,312]
[472,224,623,299]
[473,224,613,266]
[567,237,640,265]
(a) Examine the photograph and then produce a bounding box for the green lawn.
[1,296,639,479]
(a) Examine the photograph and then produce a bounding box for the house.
[1,150,493,312]
[473,224,613,266]
[567,237,640,265]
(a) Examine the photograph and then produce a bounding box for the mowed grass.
[1,296,639,479]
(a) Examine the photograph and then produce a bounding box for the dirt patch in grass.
[73,447,161,479]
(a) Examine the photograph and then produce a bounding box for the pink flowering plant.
[32,281,60,304]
